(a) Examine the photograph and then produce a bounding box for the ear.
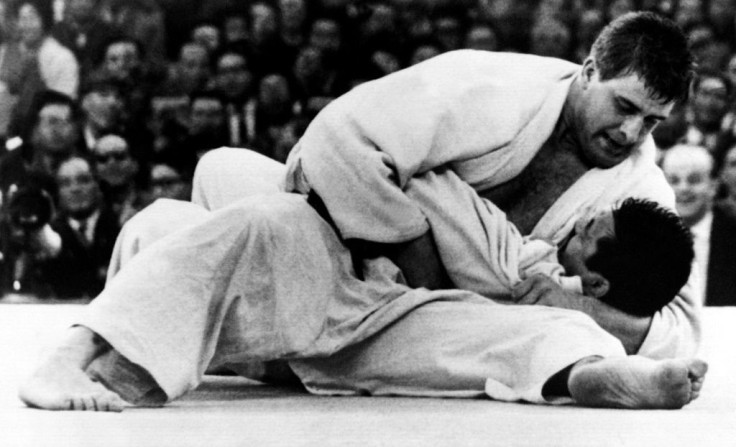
[581,272,609,298]
[581,58,596,87]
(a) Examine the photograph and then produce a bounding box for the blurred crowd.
[0,0,735,303]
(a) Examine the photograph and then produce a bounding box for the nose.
[618,116,644,145]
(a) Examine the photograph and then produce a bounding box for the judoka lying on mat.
[19,11,707,411]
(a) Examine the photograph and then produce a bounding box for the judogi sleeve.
[285,51,575,243]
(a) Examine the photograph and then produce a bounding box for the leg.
[292,298,708,409]
[20,194,375,410]
[18,326,126,412]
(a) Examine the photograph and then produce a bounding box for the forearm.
[576,297,652,355]
[351,230,453,290]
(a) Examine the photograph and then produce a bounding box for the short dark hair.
[587,198,694,317]
[22,90,78,140]
[591,11,695,104]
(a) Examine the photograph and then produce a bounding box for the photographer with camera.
[0,184,61,297]
[0,155,119,299]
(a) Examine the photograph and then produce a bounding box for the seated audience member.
[464,21,500,52]
[51,0,119,79]
[407,170,693,317]
[190,21,221,55]
[246,74,296,158]
[41,155,120,298]
[90,133,146,226]
[684,70,733,153]
[79,74,125,151]
[209,47,255,147]
[290,45,341,119]
[0,90,81,197]
[92,35,160,146]
[148,159,193,202]
[3,0,79,138]
[156,90,228,165]
[662,144,736,305]
[100,0,167,75]
[0,184,58,297]
[156,41,212,97]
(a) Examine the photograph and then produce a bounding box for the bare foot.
[568,356,708,409]
[18,326,126,412]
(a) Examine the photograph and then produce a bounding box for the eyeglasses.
[95,152,129,164]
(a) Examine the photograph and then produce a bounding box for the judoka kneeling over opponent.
[20,11,707,411]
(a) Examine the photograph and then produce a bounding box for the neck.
[682,208,711,228]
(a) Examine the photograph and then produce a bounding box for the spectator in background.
[662,144,736,306]
[156,41,212,97]
[0,90,81,198]
[529,15,573,61]
[90,133,145,226]
[606,0,638,21]
[290,45,340,119]
[407,39,442,66]
[572,8,605,63]
[247,73,295,158]
[464,21,499,52]
[190,20,221,55]
[2,0,79,138]
[247,2,291,78]
[432,9,465,52]
[51,0,118,80]
[42,155,119,298]
[706,0,736,48]
[78,73,124,151]
[308,16,343,66]
[211,46,255,147]
[148,158,192,202]
[684,70,733,153]
[99,0,167,75]
[674,0,705,29]
[278,0,309,60]
[164,90,228,164]
[686,22,731,72]
[221,10,248,47]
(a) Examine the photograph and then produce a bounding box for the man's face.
[465,26,498,52]
[56,158,99,216]
[720,146,736,197]
[149,164,188,201]
[190,98,224,135]
[576,62,673,168]
[215,54,252,100]
[662,148,714,225]
[691,76,730,130]
[92,135,137,187]
[309,19,341,53]
[34,104,77,155]
[82,88,123,132]
[104,42,140,80]
[180,43,209,78]
[558,209,615,278]
[17,3,44,45]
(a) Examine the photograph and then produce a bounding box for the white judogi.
[284,50,701,358]
[77,149,624,404]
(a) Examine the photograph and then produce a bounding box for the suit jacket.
[706,203,736,306]
[42,206,121,299]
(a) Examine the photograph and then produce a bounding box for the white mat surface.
[1,304,734,447]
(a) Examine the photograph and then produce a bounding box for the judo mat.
[1,302,734,447]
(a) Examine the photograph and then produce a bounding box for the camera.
[4,185,54,233]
